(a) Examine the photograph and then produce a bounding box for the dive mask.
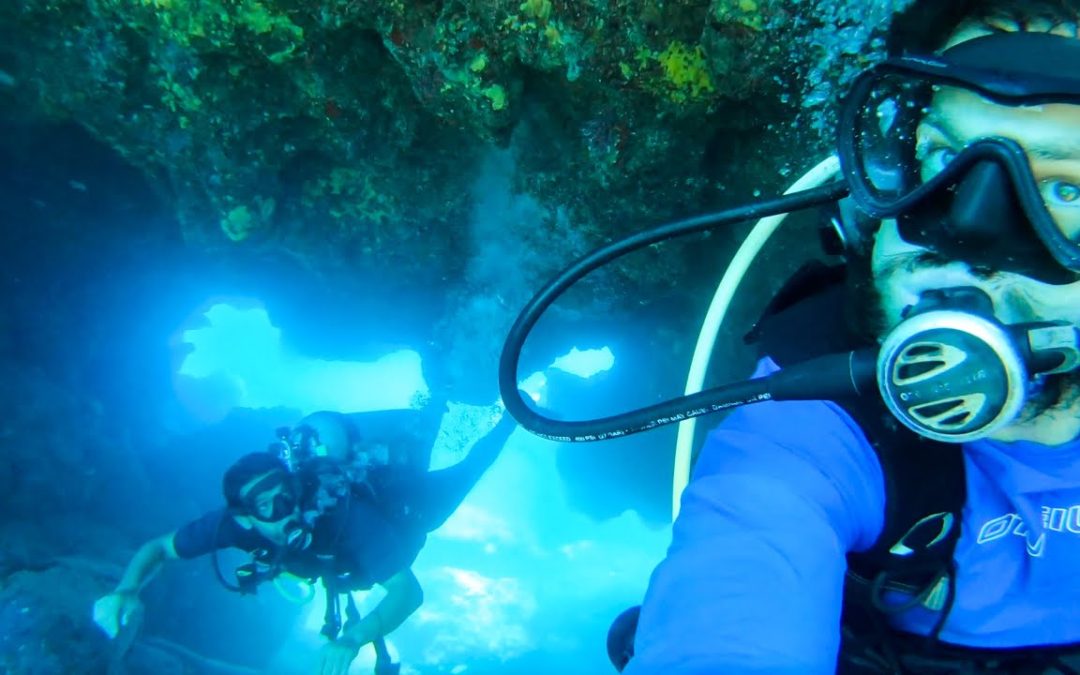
[242,470,300,523]
[837,32,1080,283]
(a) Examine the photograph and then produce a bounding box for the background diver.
[93,405,516,675]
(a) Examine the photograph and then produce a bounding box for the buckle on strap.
[888,512,956,558]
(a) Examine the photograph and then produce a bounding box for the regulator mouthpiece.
[877,287,1080,442]
[284,521,312,552]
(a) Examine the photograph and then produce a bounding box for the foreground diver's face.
[873,84,1080,446]
[237,470,303,546]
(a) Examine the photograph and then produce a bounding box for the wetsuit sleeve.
[172,509,245,559]
[625,363,886,675]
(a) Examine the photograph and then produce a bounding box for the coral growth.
[1,0,913,318]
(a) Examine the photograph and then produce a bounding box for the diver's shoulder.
[717,395,868,443]
[697,396,877,478]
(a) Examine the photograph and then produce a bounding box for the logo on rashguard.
[975,505,1080,558]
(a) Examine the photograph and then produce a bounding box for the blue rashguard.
[626,358,1080,674]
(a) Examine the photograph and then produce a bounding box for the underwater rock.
[0,565,110,673]
[0,0,933,411]
[0,555,248,674]
[0,559,181,674]
[0,0,915,298]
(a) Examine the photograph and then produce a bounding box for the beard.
[868,221,1080,444]
[1022,373,1077,420]
[1013,371,1080,440]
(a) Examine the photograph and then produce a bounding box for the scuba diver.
[498,0,1080,673]
[92,406,516,675]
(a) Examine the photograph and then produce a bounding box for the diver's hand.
[319,639,360,675]
[92,591,143,639]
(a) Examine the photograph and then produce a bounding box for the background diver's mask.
[836,31,1080,285]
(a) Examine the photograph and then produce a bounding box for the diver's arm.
[470,409,517,460]
[341,568,423,647]
[625,395,884,674]
[113,533,180,593]
[93,533,180,639]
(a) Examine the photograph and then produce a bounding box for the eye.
[917,144,957,181]
[1041,179,1080,207]
[253,488,280,516]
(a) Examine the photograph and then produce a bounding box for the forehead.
[926,87,1080,158]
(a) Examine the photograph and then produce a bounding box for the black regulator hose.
[498,181,863,442]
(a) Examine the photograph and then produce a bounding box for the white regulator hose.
[671,155,842,521]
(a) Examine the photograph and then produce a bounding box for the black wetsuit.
[174,413,516,588]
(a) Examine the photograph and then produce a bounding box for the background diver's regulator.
[876,286,1080,443]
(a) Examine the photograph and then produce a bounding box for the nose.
[948,160,1023,244]
[942,160,1070,281]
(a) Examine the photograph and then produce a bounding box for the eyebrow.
[1026,145,1080,162]
[922,112,1080,161]
[920,113,962,146]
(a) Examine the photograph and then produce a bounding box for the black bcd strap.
[747,261,966,599]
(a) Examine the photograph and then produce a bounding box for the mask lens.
[246,473,299,522]
[843,65,1080,273]
[849,71,931,200]
[262,492,296,521]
